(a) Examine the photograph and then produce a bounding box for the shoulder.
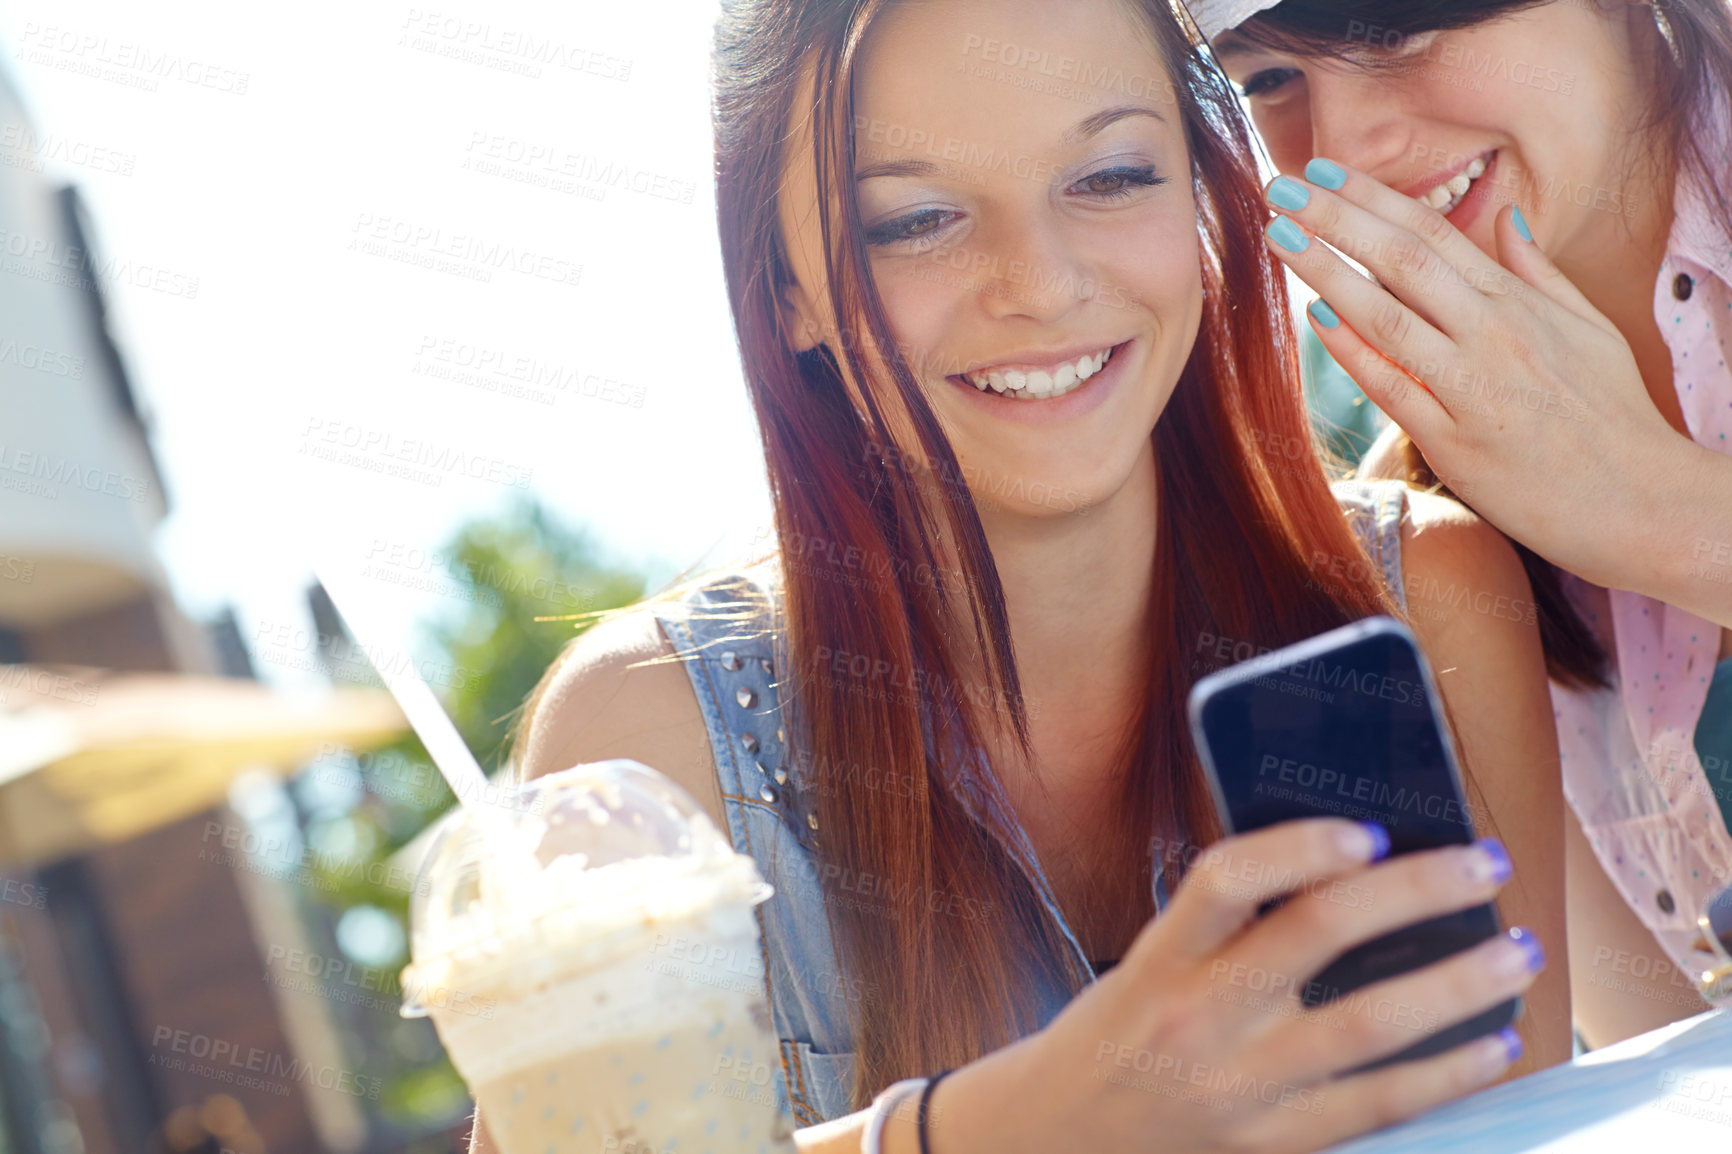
[1397,489,1542,669]
[1354,422,1411,483]
[515,601,727,832]
[1399,489,1531,604]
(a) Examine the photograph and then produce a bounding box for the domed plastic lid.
[400,759,770,1015]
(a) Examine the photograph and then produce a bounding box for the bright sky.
[2,1,1310,697]
[2,0,769,686]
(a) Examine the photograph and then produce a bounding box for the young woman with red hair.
[485,0,1569,1149]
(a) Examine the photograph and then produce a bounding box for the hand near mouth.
[1257,158,1732,629]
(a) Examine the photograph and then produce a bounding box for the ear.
[779,281,826,355]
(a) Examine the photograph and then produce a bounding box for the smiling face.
[1214,2,1668,263]
[777,0,1203,523]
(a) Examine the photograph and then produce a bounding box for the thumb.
[1495,204,1619,334]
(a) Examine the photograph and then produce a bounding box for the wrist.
[869,1080,928,1154]
[1624,437,1732,622]
[879,1094,920,1154]
[917,1036,1042,1154]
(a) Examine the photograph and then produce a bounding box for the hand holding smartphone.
[1187,616,1519,1069]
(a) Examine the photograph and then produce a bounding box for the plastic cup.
[401,759,796,1153]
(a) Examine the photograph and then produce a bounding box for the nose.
[969,211,1091,327]
[1302,66,1415,178]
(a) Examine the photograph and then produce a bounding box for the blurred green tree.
[427,494,648,769]
[1300,323,1387,471]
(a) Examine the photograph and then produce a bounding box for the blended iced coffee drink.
[402,759,795,1153]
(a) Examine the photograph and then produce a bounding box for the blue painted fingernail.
[1267,175,1310,212]
[1496,1026,1523,1065]
[1358,821,1391,861]
[1509,926,1546,973]
[1476,837,1513,885]
[1308,299,1340,330]
[1266,216,1309,253]
[1511,206,1533,243]
[1306,158,1347,190]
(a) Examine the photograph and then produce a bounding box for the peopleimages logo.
[0,444,150,502]
[0,664,99,706]
[1257,754,1476,826]
[265,945,497,1019]
[150,1026,381,1099]
[300,418,535,490]
[0,338,85,377]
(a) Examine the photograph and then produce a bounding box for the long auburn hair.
[703,0,1404,1108]
[1237,0,1732,691]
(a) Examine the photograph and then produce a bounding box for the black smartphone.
[1186,615,1517,1069]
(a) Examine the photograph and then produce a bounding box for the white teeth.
[1423,153,1492,215]
[963,346,1115,400]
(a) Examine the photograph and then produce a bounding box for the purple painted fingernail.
[1359,822,1391,862]
[1508,926,1545,973]
[1475,838,1513,885]
[1497,1026,1523,1065]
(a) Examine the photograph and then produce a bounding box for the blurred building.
[0,67,423,1154]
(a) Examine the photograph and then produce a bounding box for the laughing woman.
[1201,0,1732,1046]
[481,0,1569,1150]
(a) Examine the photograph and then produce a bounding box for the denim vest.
[651,479,1409,1126]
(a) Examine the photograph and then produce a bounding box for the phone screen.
[1188,617,1517,1068]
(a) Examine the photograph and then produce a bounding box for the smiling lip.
[949,339,1125,400]
[944,338,1133,425]
[957,340,1125,379]
[1440,150,1503,232]
[1399,149,1496,211]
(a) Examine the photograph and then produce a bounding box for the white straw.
[311,558,493,810]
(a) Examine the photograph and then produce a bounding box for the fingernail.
[1308,299,1340,330]
[1467,838,1513,885]
[1305,158,1347,191]
[1494,1026,1523,1068]
[1266,216,1309,253]
[1267,175,1311,212]
[1508,926,1546,974]
[1511,206,1533,243]
[1357,821,1391,862]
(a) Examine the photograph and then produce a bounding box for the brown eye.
[1069,165,1165,201]
[1240,67,1300,98]
[863,207,957,248]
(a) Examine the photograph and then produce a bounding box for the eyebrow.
[1209,33,1257,61]
[854,104,1167,182]
[1062,104,1166,144]
[856,157,941,181]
